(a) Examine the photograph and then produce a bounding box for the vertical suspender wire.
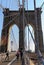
[9,0,10,9]
[22,0,25,50]
[9,0,12,10]
[34,0,44,64]
[0,0,2,9]
[34,0,39,52]
[5,27,7,52]
[22,2,29,65]
[25,0,30,51]
[18,0,20,9]
[11,28,18,49]
[25,0,29,51]
[0,0,2,5]
[6,0,7,8]
[27,1,30,64]
[0,0,2,53]
[1,0,2,5]
[0,0,5,11]
[23,0,44,64]
[22,2,26,64]
[0,0,2,52]
[0,0,2,57]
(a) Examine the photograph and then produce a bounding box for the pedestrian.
[5,51,9,60]
[16,50,20,60]
[20,48,23,60]
[22,56,25,65]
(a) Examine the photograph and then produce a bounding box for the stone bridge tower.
[1,7,43,52]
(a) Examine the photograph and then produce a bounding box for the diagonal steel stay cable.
[22,1,31,65]
[0,4,5,10]
[34,0,44,64]
[18,0,20,8]
[22,0,37,64]
[24,10,44,64]
[23,51,30,65]
[11,28,18,48]
[25,17,44,63]
[25,9,43,53]
[40,2,44,9]
[26,0,30,51]
[23,2,44,65]
[22,0,26,51]
[2,14,19,30]
[24,0,38,49]
[1,31,17,53]
[4,13,19,18]
[24,0,38,52]
[0,4,19,18]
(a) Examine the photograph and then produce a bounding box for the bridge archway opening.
[8,24,19,52]
[24,24,35,52]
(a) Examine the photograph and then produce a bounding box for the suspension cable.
[34,0,39,49]
[1,23,18,52]
[28,26,44,64]
[18,0,20,8]
[1,27,17,52]
[11,28,17,48]
[24,7,43,60]
[1,0,2,6]
[22,0,25,50]
[4,13,19,18]
[24,11,44,64]
[22,1,31,64]
[26,0,30,51]
[0,4,5,10]
[40,2,44,9]
[2,14,19,30]
[9,0,10,9]
[6,0,7,8]
[9,0,12,9]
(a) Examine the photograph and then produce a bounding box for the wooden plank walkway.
[11,59,21,65]
[0,52,39,65]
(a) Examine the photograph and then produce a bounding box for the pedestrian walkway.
[0,52,16,65]
[8,54,35,65]
[11,59,21,65]
[0,52,41,65]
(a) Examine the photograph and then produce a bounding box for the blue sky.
[0,0,44,37]
[0,0,44,51]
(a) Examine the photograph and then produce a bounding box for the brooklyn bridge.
[0,0,44,65]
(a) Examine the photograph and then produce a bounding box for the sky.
[0,0,44,52]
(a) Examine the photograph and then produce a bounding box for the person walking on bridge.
[16,50,20,60]
[5,51,9,60]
